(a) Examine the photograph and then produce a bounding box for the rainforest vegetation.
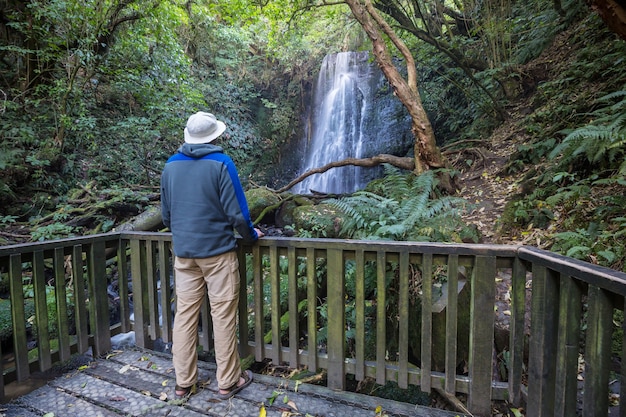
[1,0,625,272]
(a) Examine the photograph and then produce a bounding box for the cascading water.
[293,51,412,194]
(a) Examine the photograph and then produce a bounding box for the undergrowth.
[325,166,479,243]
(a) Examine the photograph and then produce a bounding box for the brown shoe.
[217,370,253,400]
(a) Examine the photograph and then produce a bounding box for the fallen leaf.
[294,380,301,392]
[159,392,168,401]
[287,400,298,411]
[259,404,267,417]
[161,380,169,387]
[43,413,54,417]
[118,364,131,374]
[109,396,126,402]
[141,390,152,396]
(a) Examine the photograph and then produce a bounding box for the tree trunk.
[588,0,626,40]
[275,154,415,193]
[343,0,455,192]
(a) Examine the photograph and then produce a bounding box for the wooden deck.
[3,349,466,417]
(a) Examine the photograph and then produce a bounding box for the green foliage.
[0,299,36,343]
[326,167,478,243]
[549,91,626,176]
[22,284,75,340]
[30,223,76,242]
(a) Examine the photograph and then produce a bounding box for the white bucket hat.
[184,112,227,144]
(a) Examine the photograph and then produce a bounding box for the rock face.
[287,52,413,195]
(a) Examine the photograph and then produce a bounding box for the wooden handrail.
[0,232,625,417]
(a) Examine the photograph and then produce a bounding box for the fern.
[326,168,476,242]
[550,91,626,175]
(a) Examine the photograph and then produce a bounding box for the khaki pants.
[172,251,242,390]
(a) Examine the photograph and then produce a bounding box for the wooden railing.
[0,232,625,417]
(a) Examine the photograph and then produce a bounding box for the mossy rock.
[276,199,298,228]
[245,188,281,223]
[293,204,344,238]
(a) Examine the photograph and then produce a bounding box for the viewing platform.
[1,232,626,417]
[5,349,462,417]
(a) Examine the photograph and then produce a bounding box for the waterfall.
[293,51,412,194]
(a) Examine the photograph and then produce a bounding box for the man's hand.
[254,228,265,238]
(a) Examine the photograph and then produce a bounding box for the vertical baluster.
[327,248,345,390]
[253,245,264,361]
[9,253,29,381]
[376,251,387,385]
[72,245,89,353]
[421,253,433,392]
[117,239,131,333]
[270,246,281,365]
[288,247,299,368]
[53,247,70,361]
[355,248,365,382]
[88,241,111,356]
[468,255,496,415]
[131,239,148,348]
[237,248,249,356]
[621,297,626,417]
[398,250,409,389]
[145,241,159,340]
[554,274,583,417]
[445,254,459,395]
[306,248,317,373]
[582,285,612,417]
[33,250,51,370]
[526,265,559,417]
[159,240,173,343]
[200,294,212,352]
[508,256,526,406]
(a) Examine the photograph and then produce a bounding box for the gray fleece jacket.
[160,143,258,258]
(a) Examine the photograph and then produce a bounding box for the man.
[161,111,264,400]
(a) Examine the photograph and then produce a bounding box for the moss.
[293,204,343,238]
[245,188,281,223]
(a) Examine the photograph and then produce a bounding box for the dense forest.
[1,0,625,272]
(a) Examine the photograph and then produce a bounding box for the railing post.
[88,241,111,356]
[287,247,299,368]
[269,246,281,365]
[375,251,387,385]
[508,256,527,406]
[526,265,559,417]
[33,250,52,370]
[53,247,70,362]
[582,285,612,417]
[72,244,89,354]
[445,254,459,395]
[253,245,265,361]
[327,248,345,390]
[306,247,318,373]
[9,253,29,381]
[554,274,582,417]
[468,255,496,416]
[130,238,150,349]
[421,253,433,393]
